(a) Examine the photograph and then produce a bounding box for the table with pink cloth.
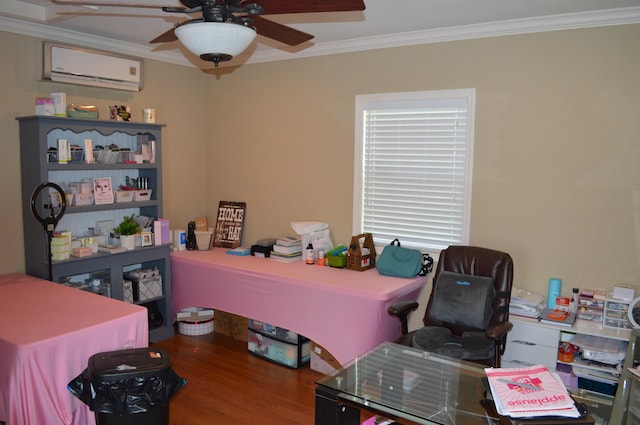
[171,250,427,365]
[0,273,149,425]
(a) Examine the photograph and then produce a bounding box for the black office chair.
[388,245,514,367]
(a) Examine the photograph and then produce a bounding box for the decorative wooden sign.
[214,201,246,248]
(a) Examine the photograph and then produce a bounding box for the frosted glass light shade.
[175,22,256,65]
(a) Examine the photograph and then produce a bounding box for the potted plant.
[114,214,140,250]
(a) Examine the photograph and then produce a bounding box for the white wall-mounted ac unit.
[43,42,143,92]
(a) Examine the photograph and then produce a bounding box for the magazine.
[485,364,580,418]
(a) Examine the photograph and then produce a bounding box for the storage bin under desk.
[247,326,311,369]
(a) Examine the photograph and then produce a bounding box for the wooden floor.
[152,330,323,425]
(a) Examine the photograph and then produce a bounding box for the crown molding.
[0,16,192,66]
[246,7,640,65]
[2,6,640,69]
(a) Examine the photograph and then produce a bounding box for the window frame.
[352,88,476,255]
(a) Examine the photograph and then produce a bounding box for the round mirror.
[628,297,640,329]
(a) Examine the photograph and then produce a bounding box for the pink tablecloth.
[171,250,427,365]
[0,273,148,425]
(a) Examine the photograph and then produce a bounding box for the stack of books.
[270,236,302,263]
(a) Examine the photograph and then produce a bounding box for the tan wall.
[1,24,639,302]
[0,31,210,273]
[204,24,640,299]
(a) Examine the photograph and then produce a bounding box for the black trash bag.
[68,348,187,415]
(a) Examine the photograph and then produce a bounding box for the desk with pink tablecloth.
[0,273,148,425]
[171,250,427,365]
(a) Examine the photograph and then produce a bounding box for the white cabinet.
[503,319,559,370]
[505,316,631,390]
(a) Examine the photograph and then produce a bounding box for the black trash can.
[68,347,186,425]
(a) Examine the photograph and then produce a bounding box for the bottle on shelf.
[305,243,314,265]
[569,287,579,314]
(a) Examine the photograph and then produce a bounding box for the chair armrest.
[485,321,513,340]
[388,300,420,335]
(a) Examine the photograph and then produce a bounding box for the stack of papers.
[485,364,581,418]
[510,287,546,318]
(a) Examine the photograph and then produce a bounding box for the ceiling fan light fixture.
[175,22,256,66]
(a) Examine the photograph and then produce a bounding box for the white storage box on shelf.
[134,189,152,201]
[115,190,134,203]
[124,267,162,301]
[604,297,632,329]
[177,307,214,336]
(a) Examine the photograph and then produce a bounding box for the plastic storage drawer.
[248,319,306,344]
[248,328,311,368]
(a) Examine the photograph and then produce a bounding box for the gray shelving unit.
[17,115,173,343]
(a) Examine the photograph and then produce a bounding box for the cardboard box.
[310,342,341,374]
[214,311,247,341]
[231,314,248,342]
[214,311,232,336]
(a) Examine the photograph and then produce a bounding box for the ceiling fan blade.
[149,17,201,43]
[251,15,313,46]
[51,0,175,8]
[150,27,177,43]
[179,0,202,8]
[247,0,365,14]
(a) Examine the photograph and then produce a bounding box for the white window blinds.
[353,89,476,252]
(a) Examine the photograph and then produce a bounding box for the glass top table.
[316,342,500,425]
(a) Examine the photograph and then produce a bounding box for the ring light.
[628,296,640,329]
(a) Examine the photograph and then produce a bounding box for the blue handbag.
[376,239,433,278]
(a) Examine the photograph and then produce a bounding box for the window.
[353,88,476,253]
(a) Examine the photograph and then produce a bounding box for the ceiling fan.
[52,0,366,66]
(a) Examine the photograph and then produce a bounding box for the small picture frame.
[141,230,153,247]
[93,177,114,205]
